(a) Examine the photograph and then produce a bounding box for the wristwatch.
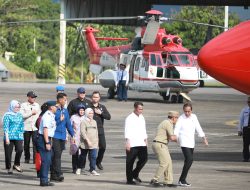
[45,142,51,145]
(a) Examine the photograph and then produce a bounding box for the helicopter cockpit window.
[178,55,191,65]
[150,54,162,66]
[135,57,141,71]
[150,54,156,66]
[167,55,178,65]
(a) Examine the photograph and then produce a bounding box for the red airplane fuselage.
[198,21,250,95]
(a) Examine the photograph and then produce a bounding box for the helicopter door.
[129,55,137,83]
[133,56,141,84]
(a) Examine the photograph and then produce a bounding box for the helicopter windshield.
[166,52,194,66]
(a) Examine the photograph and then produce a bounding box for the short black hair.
[57,92,67,100]
[134,101,143,108]
[92,91,101,97]
[183,102,192,110]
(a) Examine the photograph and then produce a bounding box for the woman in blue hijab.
[2,100,24,174]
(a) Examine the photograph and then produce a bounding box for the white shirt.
[238,106,250,131]
[116,69,129,86]
[174,113,205,148]
[125,112,147,147]
[39,110,56,137]
[20,102,41,131]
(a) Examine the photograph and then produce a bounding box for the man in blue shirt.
[51,93,74,182]
[238,96,250,162]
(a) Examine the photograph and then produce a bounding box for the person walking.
[70,104,85,174]
[174,102,208,187]
[89,91,111,170]
[37,101,57,186]
[67,87,91,117]
[238,96,250,162]
[2,100,24,174]
[116,63,129,101]
[125,102,148,185]
[150,111,179,188]
[51,93,75,182]
[79,108,100,176]
[20,91,41,164]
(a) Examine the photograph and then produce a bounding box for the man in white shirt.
[125,102,148,185]
[116,63,129,101]
[238,96,250,162]
[20,91,41,164]
[174,103,208,187]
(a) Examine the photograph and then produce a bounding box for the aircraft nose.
[198,21,250,95]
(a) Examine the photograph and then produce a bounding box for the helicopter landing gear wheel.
[170,94,177,103]
[178,95,184,103]
[107,87,116,99]
[160,92,170,101]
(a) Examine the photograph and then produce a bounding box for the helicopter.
[198,20,250,95]
[81,10,200,103]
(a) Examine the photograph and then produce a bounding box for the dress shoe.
[96,163,103,170]
[24,159,29,164]
[163,184,177,188]
[126,181,136,185]
[150,179,160,187]
[133,177,142,183]
[50,175,64,182]
[40,182,55,186]
[13,165,23,173]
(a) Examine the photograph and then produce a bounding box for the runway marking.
[225,120,238,127]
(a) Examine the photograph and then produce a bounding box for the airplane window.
[145,60,149,71]
[135,57,141,71]
[150,54,156,66]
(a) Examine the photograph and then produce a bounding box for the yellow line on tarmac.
[225,120,238,127]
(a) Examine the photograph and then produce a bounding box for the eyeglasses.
[15,106,21,108]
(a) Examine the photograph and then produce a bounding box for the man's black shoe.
[126,181,136,185]
[96,163,103,170]
[243,159,249,162]
[163,184,177,188]
[133,177,142,183]
[50,176,64,182]
[24,159,29,164]
[40,182,55,186]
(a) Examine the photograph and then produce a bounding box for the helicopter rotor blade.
[161,17,228,29]
[0,16,138,25]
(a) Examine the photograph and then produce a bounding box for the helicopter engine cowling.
[99,69,117,88]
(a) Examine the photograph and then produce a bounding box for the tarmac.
[0,82,249,190]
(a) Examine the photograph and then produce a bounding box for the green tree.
[33,59,55,79]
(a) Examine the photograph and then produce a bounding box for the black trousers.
[243,127,250,160]
[4,140,23,169]
[24,130,38,162]
[51,138,65,177]
[126,146,148,182]
[96,134,106,164]
[179,147,194,182]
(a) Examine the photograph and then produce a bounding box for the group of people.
[125,102,208,187]
[2,86,110,187]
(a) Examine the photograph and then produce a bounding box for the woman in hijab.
[79,108,99,176]
[70,104,85,174]
[2,100,24,174]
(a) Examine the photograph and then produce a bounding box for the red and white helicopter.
[198,20,250,95]
[81,10,200,103]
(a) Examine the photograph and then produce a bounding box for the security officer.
[116,63,129,101]
[238,96,250,162]
[150,111,179,187]
[37,101,57,187]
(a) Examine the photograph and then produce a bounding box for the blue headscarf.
[2,100,20,122]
